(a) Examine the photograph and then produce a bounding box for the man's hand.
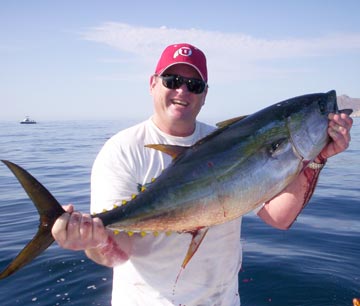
[51,204,109,251]
[319,112,353,160]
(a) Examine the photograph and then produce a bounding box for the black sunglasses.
[158,74,207,94]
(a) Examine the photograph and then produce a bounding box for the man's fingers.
[52,212,71,245]
[79,214,94,242]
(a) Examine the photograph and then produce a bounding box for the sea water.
[0,119,359,306]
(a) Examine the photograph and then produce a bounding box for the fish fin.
[216,115,248,128]
[181,228,209,269]
[0,223,55,279]
[0,160,65,279]
[145,144,189,159]
[137,182,152,192]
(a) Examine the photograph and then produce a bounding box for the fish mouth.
[339,109,353,116]
[326,90,353,116]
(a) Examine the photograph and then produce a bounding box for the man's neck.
[152,117,195,137]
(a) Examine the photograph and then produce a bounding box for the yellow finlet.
[127,231,134,237]
[140,231,147,237]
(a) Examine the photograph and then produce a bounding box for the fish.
[0,90,352,280]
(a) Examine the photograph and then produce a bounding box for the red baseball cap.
[154,43,208,82]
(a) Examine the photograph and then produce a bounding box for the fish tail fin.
[0,160,65,279]
[0,222,55,279]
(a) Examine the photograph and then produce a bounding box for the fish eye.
[271,142,280,152]
[269,138,288,157]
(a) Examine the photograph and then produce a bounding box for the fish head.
[285,90,337,161]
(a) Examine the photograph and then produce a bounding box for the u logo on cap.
[173,47,192,58]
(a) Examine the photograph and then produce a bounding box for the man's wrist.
[308,154,327,170]
[308,161,326,170]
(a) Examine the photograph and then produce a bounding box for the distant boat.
[20,116,37,124]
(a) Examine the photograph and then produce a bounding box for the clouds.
[1,2,359,122]
[81,22,360,82]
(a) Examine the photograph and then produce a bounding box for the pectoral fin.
[181,227,209,269]
[145,144,189,159]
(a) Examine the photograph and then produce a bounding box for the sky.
[1,1,360,123]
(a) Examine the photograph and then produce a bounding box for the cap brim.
[159,62,206,82]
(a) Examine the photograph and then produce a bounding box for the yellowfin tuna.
[0,90,352,279]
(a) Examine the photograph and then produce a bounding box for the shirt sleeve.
[253,203,265,215]
[90,137,138,214]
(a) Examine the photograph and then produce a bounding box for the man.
[52,43,353,305]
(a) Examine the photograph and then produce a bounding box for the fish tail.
[0,160,65,279]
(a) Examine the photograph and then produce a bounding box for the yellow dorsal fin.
[145,144,189,159]
[216,115,248,128]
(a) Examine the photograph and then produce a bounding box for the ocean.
[0,119,359,306]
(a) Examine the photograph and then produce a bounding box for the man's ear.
[149,75,157,94]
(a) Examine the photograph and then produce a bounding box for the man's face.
[150,64,208,136]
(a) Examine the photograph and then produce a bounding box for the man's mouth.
[172,99,189,107]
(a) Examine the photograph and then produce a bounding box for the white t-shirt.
[91,118,243,306]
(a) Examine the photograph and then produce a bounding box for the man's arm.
[52,135,140,267]
[258,112,353,229]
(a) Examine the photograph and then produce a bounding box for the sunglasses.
[158,74,207,94]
